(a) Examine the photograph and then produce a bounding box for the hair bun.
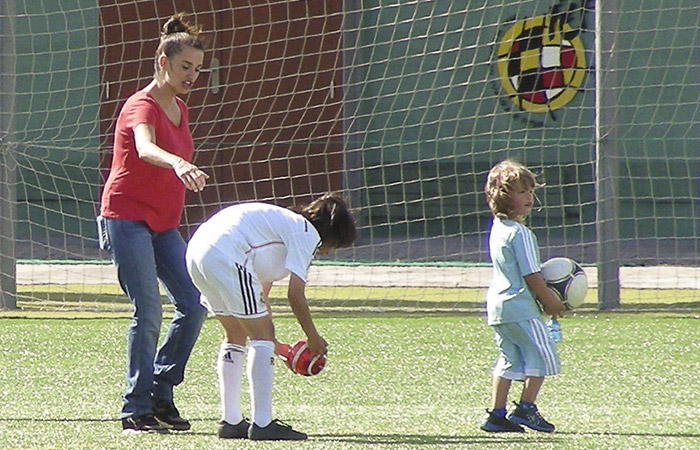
[161,12,200,39]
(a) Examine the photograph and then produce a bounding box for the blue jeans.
[99,217,207,419]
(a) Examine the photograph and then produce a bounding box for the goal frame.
[0,0,16,310]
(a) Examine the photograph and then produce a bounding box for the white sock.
[247,340,275,428]
[217,342,246,425]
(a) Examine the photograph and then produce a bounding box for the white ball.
[541,257,588,309]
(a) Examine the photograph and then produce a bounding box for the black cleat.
[248,419,308,441]
[218,418,250,439]
[152,400,191,431]
[121,414,169,434]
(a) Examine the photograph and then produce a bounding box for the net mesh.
[1,0,699,311]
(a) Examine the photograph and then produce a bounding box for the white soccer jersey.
[186,202,322,317]
[486,217,543,325]
[190,202,321,283]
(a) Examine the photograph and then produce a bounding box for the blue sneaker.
[506,402,555,433]
[479,409,525,433]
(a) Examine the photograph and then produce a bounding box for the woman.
[185,193,357,440]
[98,13,209,434]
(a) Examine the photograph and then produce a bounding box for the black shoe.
[507,402,556,433]
[152,400,191,431]
[121,414,169,434]
[218,418,250,439]
[248,419,308,441]
[479,409,525,433]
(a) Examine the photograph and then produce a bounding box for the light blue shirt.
[486,217,543,325]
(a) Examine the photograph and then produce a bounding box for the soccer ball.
[541,257,588,309]
[277,339,326,376]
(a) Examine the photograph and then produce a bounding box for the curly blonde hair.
[484,160,542,221]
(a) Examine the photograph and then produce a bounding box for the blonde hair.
[154,12,205,80]
[484,160,541,221]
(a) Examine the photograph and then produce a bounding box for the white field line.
[15,264,700,290]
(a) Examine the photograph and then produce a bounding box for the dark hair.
[295,193,357,250]
[154,13,205,76]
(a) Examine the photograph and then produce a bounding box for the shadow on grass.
[0,417,219,437]
[556,430,700,439]
[313,432,557,445]
[313,430,700,444]
[1,420,698,442]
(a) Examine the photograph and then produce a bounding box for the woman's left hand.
[173,158,209,192]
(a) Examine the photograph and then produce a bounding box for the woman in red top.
[98,13,209,434]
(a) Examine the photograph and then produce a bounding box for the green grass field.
[1,293,699,449]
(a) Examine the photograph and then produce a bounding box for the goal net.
[1,0,699,313]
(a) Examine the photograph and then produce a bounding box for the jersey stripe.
[514,221,540,273]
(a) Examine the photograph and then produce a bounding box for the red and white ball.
[278,339,326,376]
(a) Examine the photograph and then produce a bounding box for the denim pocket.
[96,215,111,252]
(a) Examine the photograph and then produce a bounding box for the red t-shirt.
[100,91,193,232]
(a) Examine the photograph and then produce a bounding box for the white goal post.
[0,1,17,309]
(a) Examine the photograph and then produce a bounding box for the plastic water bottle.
[547,318,562,343]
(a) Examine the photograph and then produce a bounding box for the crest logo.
[496,9,587,113]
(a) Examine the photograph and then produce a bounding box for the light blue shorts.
[491,318,560,381]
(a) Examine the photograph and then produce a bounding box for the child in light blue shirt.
[480,160,566,434]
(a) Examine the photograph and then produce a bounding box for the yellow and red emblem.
[497,15,586,113]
